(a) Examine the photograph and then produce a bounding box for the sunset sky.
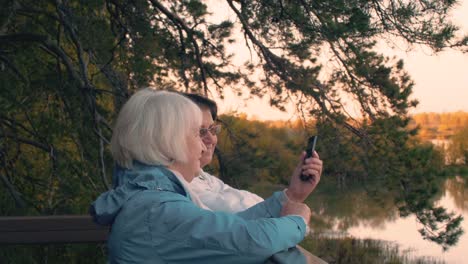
[209,0,468,121]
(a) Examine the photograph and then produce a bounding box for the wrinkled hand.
[286,151,323,202]
[280,200,311,225]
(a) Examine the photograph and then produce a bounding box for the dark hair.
[183,93,218,120]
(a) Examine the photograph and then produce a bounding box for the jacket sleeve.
[146,191,306,262]
[235,191,286,220]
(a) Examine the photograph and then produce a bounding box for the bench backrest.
[0,215,328,263]
[0,215,108,244]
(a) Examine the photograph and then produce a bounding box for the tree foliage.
[0,0,467,259]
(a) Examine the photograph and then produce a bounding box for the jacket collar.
[113,161,188,197]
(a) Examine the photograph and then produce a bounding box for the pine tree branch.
[148,0,209,95]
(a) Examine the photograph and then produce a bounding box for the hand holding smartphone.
[300,135,318,181]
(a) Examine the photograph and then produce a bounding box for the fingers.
[300,170,320,185]
[303,163,322,171]
[280,200,312,224]
[303,156,322,172]
[295,151,307,173]
[302,152,321,166]
[299,151,307,163]
[301,167,320,177]
[312,150,320,159]
[301,152,323,183]
[301,168,321,181]
[303,155,322,166]
[293,151,322,185]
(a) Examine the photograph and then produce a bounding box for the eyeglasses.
[199,124,221,137]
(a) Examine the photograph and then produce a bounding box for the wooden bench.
[0,215,327,263]
[0,215,108,244]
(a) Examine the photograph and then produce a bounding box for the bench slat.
[0,215,109,244]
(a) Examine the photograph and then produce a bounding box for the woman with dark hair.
[184,93,323,213]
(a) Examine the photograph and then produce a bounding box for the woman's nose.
[202,133,214,144]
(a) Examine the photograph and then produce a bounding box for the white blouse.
[190,170,264,213]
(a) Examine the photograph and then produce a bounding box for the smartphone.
[300,135,318,181]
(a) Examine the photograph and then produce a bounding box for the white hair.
[111,88,202,168]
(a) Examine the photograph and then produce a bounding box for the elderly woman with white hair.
[90,88,314,264]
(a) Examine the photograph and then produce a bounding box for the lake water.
[308,176,468,264]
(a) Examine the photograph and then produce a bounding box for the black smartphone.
[300,135,318,181]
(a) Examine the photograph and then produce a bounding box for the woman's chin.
[200,154,213,167]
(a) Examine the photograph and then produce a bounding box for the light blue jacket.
[90,162,306,264]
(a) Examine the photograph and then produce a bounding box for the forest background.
[1,0,467,263]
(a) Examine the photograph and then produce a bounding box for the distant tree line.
[411,112,468,165]
[412,112,468,140]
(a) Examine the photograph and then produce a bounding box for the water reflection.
[307,184,399,231]
[444,176,468,212]
[308,176,467,264]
